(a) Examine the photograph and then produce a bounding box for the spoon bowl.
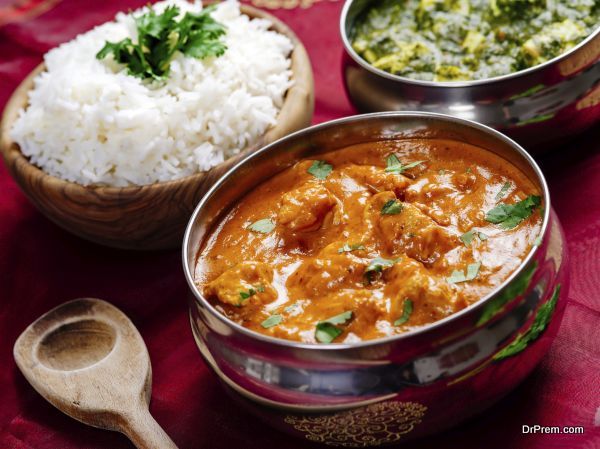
[14,298,177,449]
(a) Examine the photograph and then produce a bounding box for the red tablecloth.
[1,1,599,448]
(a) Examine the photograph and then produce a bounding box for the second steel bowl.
[340,0,600,150]
[183,112,569,446]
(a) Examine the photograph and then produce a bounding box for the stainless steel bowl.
[340,0,600,149]
[183,113,569,446]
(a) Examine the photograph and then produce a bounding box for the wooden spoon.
[13,298,178,449]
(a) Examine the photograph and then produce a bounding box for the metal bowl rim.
[339,0,600,88]
[182,111,551,350]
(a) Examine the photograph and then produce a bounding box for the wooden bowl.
[0,4,314,250]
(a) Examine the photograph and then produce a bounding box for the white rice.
[10,0,293,187]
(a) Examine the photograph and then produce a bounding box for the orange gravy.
[195,139,543,343]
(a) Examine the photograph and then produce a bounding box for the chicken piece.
[204,261,277,306]
[383,258,464,322]
[341,165,410,197]
[405,176,456,202]
[365,192,458,265]
[287,255,364,297]
[278,181,337,232]
[302,289,387,338]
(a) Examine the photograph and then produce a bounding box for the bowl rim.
[0,3,311,195]
[182,111,551,350]
[339,0,600,88]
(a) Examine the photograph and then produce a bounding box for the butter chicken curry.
[195,139,542,343]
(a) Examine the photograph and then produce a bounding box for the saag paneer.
[351,0,600,81]
[195,140,543,343]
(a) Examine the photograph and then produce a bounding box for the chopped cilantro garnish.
[381,199,403,215]
[315,311,353,343]
[240,285,265,302]
[495,182,512,201]
[307,160,333,180]
[96,5,227,80]
[460,230,475,246]
[485,195,542,229]
[247,218,276,234]
[238,284,264,305]
[239,289,255,301]
[461,230,488,245]
[385,154,424,174]
[393,299,413,326]
[338,243,365,254]
[447,261,481,284]
[261,314,283,329]
[365,256,399,282]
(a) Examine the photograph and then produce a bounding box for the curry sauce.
[195,140,543,343]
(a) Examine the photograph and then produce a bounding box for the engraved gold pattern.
[284,401,427,447]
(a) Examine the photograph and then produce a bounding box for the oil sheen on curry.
[195,139,543,343]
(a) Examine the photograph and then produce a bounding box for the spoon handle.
[122,408,178,449]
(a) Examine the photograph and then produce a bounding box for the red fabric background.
[1,1,599,448]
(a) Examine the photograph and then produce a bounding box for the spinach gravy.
[351,0,599,81]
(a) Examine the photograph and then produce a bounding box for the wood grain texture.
[13,298,178,449]
[0,4,314,250]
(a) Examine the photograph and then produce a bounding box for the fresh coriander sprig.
[97,5,227,80]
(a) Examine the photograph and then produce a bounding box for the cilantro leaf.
[447,261,481,284]
[460,230,475,246]
[485,195,542,229]
[315,311,353,343]
[461,230,488,245]
[495,182,512,201]
[307,160,333,180]
[239,288,256,301]
[393,299,413,326]
[365,256,399,282]
[381,199,403,215]
[385,154,425,174]
[96,5,227,80]
[261,314,283,329]
[247,219,276,234]
[238,284,265,305]
[338,243,365,254]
